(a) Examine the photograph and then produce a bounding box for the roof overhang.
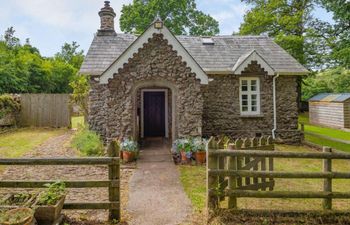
[99,21,209,84]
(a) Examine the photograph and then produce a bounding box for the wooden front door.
[143,92,165,137]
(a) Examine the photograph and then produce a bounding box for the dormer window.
[202,37,214,45]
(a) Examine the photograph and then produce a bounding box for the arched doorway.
[132,80,177,142]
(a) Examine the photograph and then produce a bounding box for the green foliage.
[120,0,219,36]
[69,75,89,118]
[0,95,20,119]
[37,181,66,206]
[0,28,84,94]
[302,67,350,100]
[71,127,104,156]
[239,0,313,65]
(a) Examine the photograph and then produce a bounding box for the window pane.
[251,100,257,106]
[251,80,257,91]
[251,94,257,100]
[242,106,248,112]
[242,95,248,100]
[251,106,257,111]
[241,80,248,91]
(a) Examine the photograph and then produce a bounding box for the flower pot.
[180,151,187,162]
[123,151,136,162]
[0,208,35,225]
[195,151,206,164]
[34,195,65,225]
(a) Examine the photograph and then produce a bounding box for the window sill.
[240,114,264,118]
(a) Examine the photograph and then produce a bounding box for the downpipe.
[272,73,280,139]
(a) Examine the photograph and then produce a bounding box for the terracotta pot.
[180,151,187,162]
[195,151,206,164]
[1,208,35,225]
[34,195,65,225]
[123,151,136,162]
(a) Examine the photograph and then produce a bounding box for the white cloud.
[10,0,132,32]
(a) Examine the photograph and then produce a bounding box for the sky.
[0,0,334,57]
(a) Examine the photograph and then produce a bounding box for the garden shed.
[309,93,350,129]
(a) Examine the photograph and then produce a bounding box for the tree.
[239,0,314,66]
[120,0,219,36]
[55,41,84,69]
[3,27,20,48]
[308,0,350,68]
[69,75,89,120]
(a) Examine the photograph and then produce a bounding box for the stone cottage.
[80,1,309,144]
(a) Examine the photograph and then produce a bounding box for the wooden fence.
[20,94,71,127]
[0,141,121,222]
[207,140,350,211]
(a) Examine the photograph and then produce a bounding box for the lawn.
[71,116,85,129]
[299,113,350,152]
[179,144,350,212]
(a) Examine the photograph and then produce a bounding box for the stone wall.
[88,80,108,139]
[202,74,301,144]
[89,33,203,141]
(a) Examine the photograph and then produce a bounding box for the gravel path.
[127,138,192,225]
[0,131,133,224]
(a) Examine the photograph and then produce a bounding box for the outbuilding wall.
[309,102,346,129]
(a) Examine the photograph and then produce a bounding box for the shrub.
[71,127,104,156]
[0,95,20,119]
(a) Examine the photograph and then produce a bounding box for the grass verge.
[299,113,350,152]
[0,128,67,173]
[71,116,85,129]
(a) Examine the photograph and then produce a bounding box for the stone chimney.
[98,1,116,36]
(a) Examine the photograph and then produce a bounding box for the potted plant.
[34,181,66,225]
[193,138,207,164]
[0,208,35,225]
[121,138,138,162]
[175,138,193,163]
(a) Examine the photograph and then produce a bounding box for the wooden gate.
[207,136,275,208]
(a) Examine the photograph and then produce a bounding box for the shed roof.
[79,33,309,76]
[309,93,350,103]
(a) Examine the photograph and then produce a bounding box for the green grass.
[71,116,85,129]
[178,165,206,212]
[179,145,350,211]
[0,128,67,173]
[299,113,350,152]
[0,128,66,158]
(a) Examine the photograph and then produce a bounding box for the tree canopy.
[0,27,84,94]
[119,0,220,36]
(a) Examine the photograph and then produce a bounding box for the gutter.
[272,73,280,139]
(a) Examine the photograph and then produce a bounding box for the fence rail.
[207,138,350,211]
[0,141,121,222]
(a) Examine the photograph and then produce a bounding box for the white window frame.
[239,77,261,116]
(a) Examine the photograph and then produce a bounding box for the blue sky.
[0,0,333,57]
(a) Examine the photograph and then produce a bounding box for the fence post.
[323,146,332,210]
[227,144,237,209]
[107,140,120,221]
[207,137,219,209]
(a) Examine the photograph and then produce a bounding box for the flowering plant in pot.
[34,181,66,225]
[192,138,208,164]
[121,138,138,162]
[175,138,192,163]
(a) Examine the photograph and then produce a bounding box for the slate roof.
[309,93,350,103]
[79,33,309,76]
